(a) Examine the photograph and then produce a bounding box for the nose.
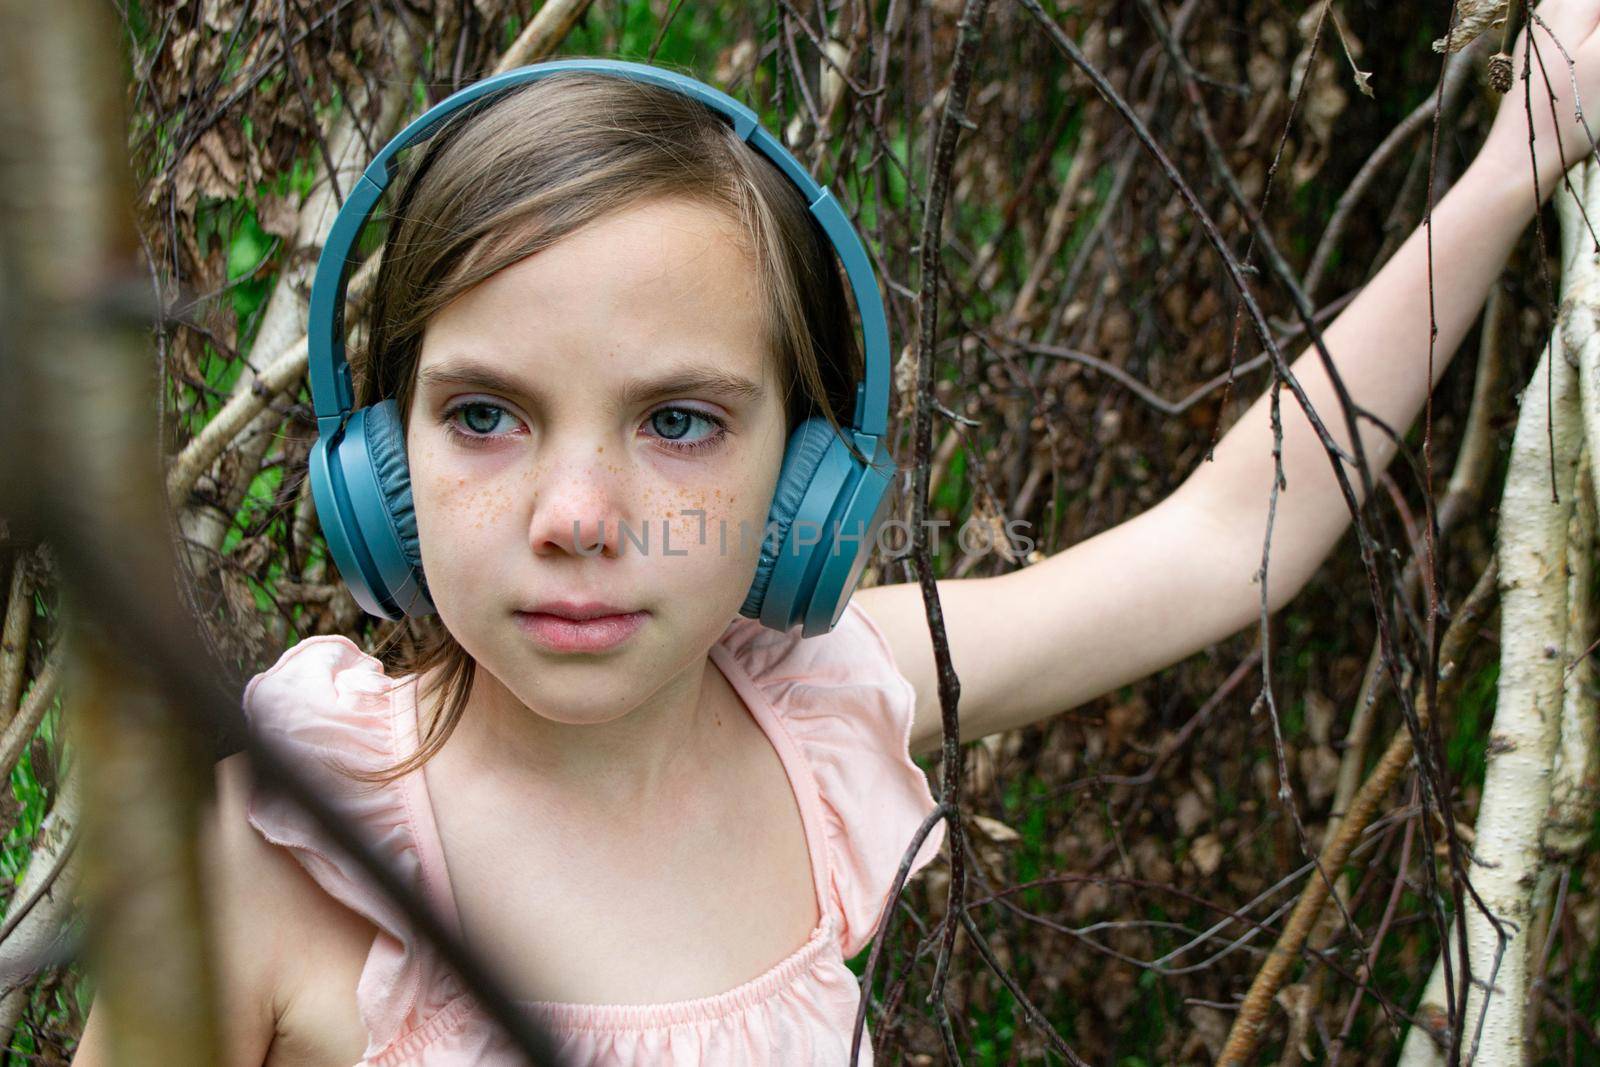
[526,436,631,560]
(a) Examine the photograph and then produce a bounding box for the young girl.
[72,3,1600,1064]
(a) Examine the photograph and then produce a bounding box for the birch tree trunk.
[163,0,596,655]
[169,21,419,649]
[1399,161,1595,1067]
[0,0,223,1056]
[1519,444,1598,1050]
[0,763,81,1048]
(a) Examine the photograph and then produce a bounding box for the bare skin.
[170,656,815,1067]
[77,195,820,1065]
[864,0,1600,760]
[417,654,817,1008]
[71,3,1600,1062]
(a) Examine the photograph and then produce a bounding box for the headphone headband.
[306,57,890,440]
[305,58,898,632]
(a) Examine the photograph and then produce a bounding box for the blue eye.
[441,401,522,443]
[438,399,727,455]
[645,407,728,455]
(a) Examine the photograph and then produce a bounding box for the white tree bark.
[0,551,36,734]
[1400,162,1595,1066]
[1517,444,1599,1048]
[1462,309,1581,1063]
[1544,450,1598,863]
[171,22,419,592]
[0,761,81,1048]
[163,0,598,648]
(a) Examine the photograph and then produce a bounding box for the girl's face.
[406,195,789,724]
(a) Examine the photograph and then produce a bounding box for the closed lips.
[520,602,642,620]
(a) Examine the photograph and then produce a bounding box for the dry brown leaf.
[1304,690,1336,745]
[169,28,200,70]
[1175,790,1208,837]
[1326,2,1374,98]
[1070,880,1110,923]
[328,50,364,90]
[1433,0,1509,54]
[716,38,760,86]
[1182,1002,1232,1061]
[200,0,236,33]
[969,813,1021,845]
[174,127,244,205]
[1131,836,1174,883]
[256,191,302,240]
[1190,832,1223,876]
[1300,743,1341,809]
[1103,697,1146,754]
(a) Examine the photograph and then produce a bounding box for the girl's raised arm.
[854,0,1600,760]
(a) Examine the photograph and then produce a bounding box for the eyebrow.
[417,359,767,409]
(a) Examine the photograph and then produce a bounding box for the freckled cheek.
[414,462,525,536]
[652,480,768,558]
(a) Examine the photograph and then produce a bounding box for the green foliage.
[0,643,78,1058]
[227,205,275,325]
[0,705,60,889]
[560,0,733,74]
[1450,658,1499,790]
[46,0,1600,1060]
[1002,775,1062,915]
[966,986,1019,1063]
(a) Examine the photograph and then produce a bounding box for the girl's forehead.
[416,354,770,412]
[417,198,772,394]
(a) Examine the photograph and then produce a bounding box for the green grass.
[0,671,79,1059]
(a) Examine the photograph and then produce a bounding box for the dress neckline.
[392,624,837,1030]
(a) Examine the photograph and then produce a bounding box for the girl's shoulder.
[714,594,926,756]
[714,598,947,959]
[239,632,415,806]
[241,633,399,748]
[238,634,458,1061]
[205,750,374,1065]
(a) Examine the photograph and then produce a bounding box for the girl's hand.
[1476,0,1600,203]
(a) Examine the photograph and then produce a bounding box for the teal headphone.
[306,58,897,637]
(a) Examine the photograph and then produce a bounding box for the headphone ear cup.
[741,417,839,631]
[307,398,435,620]
[358,398,438,617]
[362,400,424,578]
[799,431,893,636]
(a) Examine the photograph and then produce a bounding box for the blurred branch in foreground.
[0,1,570,1063]
[0,0,220,1060]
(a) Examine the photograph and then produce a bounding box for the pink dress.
[241,598,946,1066]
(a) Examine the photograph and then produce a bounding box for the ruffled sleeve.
[241,635,461,1063]
[715,599,947,961]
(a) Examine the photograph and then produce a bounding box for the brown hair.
[346,65,866,785]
